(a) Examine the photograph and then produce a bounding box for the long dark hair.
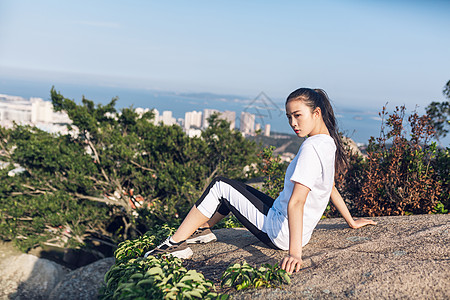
[286,88,348,176]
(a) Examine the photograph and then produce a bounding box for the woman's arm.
[330,185,377,229]
[281,182,309,274]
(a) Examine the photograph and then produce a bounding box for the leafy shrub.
[113,224,178,264]
[331,140,370,218]
[221,261,290,290]
[258,146,287,198]
[100,224,228,299]
[431,147,450,211]
[0,183,110,252]
[338,105,444,216]
[0,88,260,252]
[99,256,226,299]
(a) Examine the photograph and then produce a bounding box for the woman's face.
[285,100,319,138]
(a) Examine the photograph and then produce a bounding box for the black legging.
[195,176,279,249]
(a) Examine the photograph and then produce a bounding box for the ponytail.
[286,88,348,176]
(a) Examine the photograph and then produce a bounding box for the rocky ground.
[186,214,449,299]
[1,214,448,299]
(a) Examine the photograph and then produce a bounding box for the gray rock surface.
[185,214,450,299]
[48,257,115,300]
[0,253,68,300]
[1,215,448,299]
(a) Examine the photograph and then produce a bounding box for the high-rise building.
[152,109,160,125]
[202,109,219,129]
[186,128,202,138]
[31,97,53,123]
[135,107,150,117]
[0,95,32,123]
[220,110,236,130]
[161,111,176,126]
[185,111,202,130]
[240,112,255,135]
[264,124,271,137]
[0,94,70,126]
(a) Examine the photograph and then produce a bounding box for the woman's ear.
[313,107,321,118]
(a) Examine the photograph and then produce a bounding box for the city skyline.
[0,93,271,138]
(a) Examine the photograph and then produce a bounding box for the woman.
[145,88,377,273]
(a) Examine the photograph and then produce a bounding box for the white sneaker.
[144,237,193,259]
[186,228,217,244]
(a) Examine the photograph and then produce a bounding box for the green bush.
[99,255,226,300]
[431,147,450,211]
[0,88,260,253]
[258,146,287,198]
[221,261,290,290]
[99,224,228,299]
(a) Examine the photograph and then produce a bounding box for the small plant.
[258,146,286,198]
[114,223,177,264]
[433,201,448,214]
[100,224,228,299]
[221,261,290,291]
[100,256,227,299]
[335,105,446,216]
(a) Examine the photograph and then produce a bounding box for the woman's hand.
[349,218,377,229]
[281,253,303,274]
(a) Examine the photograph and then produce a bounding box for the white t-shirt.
[262,134,336,250]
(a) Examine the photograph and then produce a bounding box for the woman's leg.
[196,182,275,230]
[198,210,228,229]
[192,176,279,249]
[171,206,219,242]
[147,176,278,259]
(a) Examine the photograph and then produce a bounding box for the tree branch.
[4,214,33,221]
[130,160,155,172]
[12,190,49,196]
[87,138,110,182]
[74,193,124,207]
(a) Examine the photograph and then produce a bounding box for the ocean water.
[0,78,445,145]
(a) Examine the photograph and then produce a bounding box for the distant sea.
[1,78,447,146]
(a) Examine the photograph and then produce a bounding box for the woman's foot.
[144,228,216,259]
[144,237,193,259]
[186,227,217,244]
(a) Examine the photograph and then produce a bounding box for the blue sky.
[0,0,449,110]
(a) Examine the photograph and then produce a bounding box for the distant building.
[0,94,71,133]
[202,109,219,129]
[240,111,255,135]
[0,94,33,123]
[220,110,236,130]
[186,128,202,138]
[161,110,176,126]
[255,123,261,132]
[152,109,160,125]
[135,107,150,117]
[185,110,202,130]
[264,124,271,137]
[30,97,53,123]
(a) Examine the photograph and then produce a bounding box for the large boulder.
[0,253,68,300]
[48,257,115,300]
[186,214,449,299]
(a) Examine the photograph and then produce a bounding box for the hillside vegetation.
[0,84,448,260]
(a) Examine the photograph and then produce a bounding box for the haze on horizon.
[0,0,449,111]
